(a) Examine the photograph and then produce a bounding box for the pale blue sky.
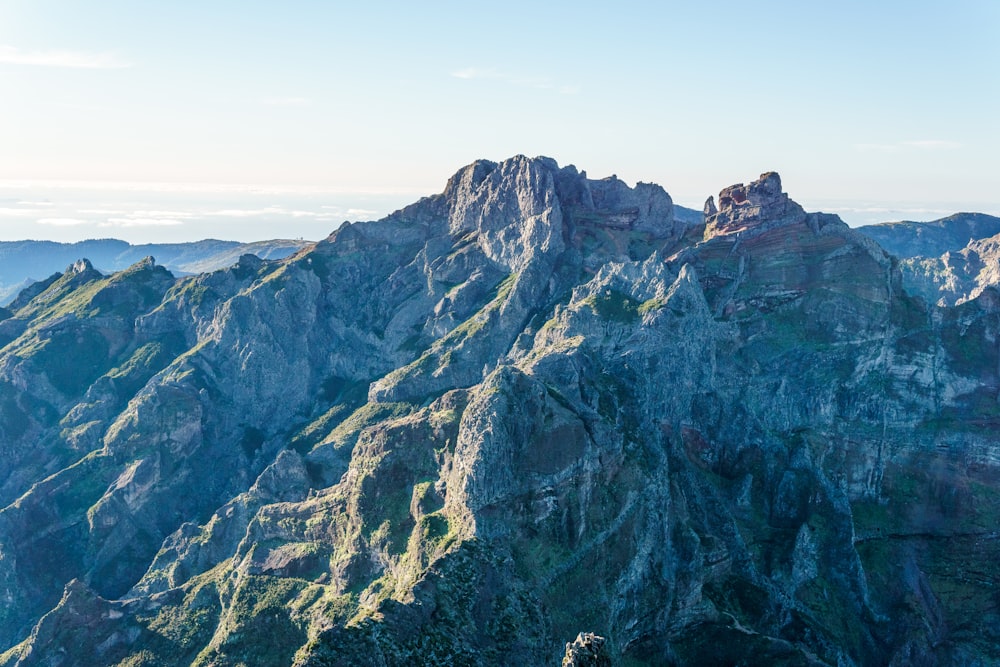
[0,1,997,242]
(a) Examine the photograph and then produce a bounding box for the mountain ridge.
[0,237,311,305]
[0,155,997,665]
[857,212,1000,259]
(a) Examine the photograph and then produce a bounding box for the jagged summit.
[68,258,96,275]
[440,159,822,252]
[443,154,680,236]
[335,154,694,280]
[704,171,807,239]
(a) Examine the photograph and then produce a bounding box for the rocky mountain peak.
[68,258,96,275]
[704,170,806,239]
[435,155,687,274]
[445,155,556,222]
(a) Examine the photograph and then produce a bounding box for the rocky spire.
[704,171,806,239]
[703,196,717,217]
[68,258,95,274]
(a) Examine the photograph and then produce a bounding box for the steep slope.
[0,157,998,666]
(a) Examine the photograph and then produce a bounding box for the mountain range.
[0,239,311,305]
[0,156,998,665]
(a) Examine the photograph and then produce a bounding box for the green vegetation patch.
[582,289,640,323]
[111,651,160,667]
[140,575,222,658]
[494,272,518,303]
[15,273,108,321]
[194,575,308,666]
[638,295,667,315]
[320,402,415,451]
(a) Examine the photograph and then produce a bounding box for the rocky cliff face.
[0,157,998,666]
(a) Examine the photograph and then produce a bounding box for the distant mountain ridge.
[857,212,1000,258]
[857,213,1000,304]
[0,238,311,304]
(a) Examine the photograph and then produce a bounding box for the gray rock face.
[0,157,997,667]
[703,195,717,217]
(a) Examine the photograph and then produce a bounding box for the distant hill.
[857,213,1000,305]
[856,212,1000,258]
[0,238,311,303]
[673,203,703,226]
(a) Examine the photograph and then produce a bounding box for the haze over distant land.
[0,181,416,244]
[1,179,998,245]
[0,2,997,242]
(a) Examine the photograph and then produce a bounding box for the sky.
[0,0,998,243]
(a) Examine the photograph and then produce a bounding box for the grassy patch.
[582,289,640,323]
[494,272,518,302]
[193,575,307,666]
[637,296,667,315]
[320,402,415,450]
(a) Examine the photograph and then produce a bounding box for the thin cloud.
[0,207,43,218]
[823,206,955,216]
[207,207,284,218]
[129,209,198,219]
[206,206,323,218]
[321,206,380,221]
[345,208,379,220]
[901,140,961,150]
[81,209,196,220]
[451,67,580,95]
[37,217,89,226]
[0,45,129,69]
[0,179,430,196]
[102,218,184,227]
[855,140,961,153]
[854,143,900,153]
[262,97,310,107]
[451,67,498,80]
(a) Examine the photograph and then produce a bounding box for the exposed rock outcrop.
[703,195,717,217]
[562,633,611,667]
[704,171,807,239]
